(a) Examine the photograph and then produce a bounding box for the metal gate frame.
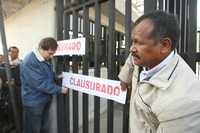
[55,0,132,133]
[55,0,198,133]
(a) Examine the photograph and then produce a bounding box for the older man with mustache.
[118,11,200,133]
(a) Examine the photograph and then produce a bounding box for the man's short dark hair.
[39,37,58,51]
[9,46,19,52]
[134,10,180,50]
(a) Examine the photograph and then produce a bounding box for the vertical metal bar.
[107,0,115,133]
[82,5,89,133]
[176,0,180,17]
[63,12,71,133]
[116,32,121,74]
[70,14,73,31]
[123,95,130,133]
[0,1,21,133]
[55,0,65,133]
[180,0,185,54]
[178,0,182,53]
[104,26,108,67]
[72,10,79,133]
[124,0,132,57]
[144,0,157,13]
[94,0,101,133]
[166,0,169,12]
[123,0,131,133]
[90,22,92,35]
[81,17,84,33]
[56,0,64,41]
[93,22,95,36]
[63,13,70,69]
[168,0,174,13]
[56,72,66,133]
[158,0,164,10]
[175,0,180,51]
[187,0,197,71]
[78,17,81,33]
[199,32,200,52]
[174,0,177,14]
[183,0,187,53]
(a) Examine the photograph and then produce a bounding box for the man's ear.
[160,37,172,54]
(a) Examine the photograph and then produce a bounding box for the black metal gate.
[55,0,198,133]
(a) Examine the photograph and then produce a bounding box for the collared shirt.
[10,58,21,66]
[33,48,45,62]
[140,51,175,81]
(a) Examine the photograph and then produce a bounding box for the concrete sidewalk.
[79,103,124,133]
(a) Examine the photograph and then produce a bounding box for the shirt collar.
[10,58,21,65]
[140,50,175,81]
[33,48,45,62]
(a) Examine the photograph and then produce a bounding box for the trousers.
[23,102,51,133]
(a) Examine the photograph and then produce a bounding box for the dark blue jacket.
[20,52,61,107]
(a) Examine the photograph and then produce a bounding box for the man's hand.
[55,73,63,84]
[61,86,68,94]
[120,81,128,91]
[57,73,63,79]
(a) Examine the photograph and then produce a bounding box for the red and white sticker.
[55,38,85,56]
[62,72,127,104]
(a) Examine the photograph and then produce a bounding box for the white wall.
[0,0,56,58]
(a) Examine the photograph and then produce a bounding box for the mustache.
[131,52,140,59]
